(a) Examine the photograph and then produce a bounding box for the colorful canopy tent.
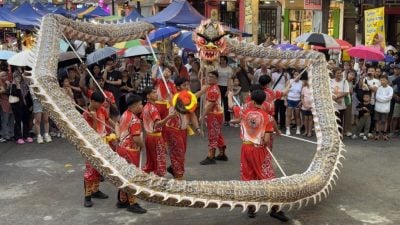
[0,7,36,28]
[142,0,205,26]
[0,21,15,28]
[77,6,110,19]
[69,5,90,18]
[12,2,44,22]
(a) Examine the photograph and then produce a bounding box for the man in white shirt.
[271,67,288,129]
[252,63,270,85]
[73,40,87,57]
[185,53,195,72]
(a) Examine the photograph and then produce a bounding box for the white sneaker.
[359,133,364,137]
[345,132,352,137]
[363,136,368,141]
[37,135,43,144]
[61,134,66,138]
[367,133,373,138]
[286,128,291,136]
[296,127,301,135]
[44,133,52,143]
[351,134,357,139]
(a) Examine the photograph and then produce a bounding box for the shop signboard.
[304,0,322,10]
[364,7,385,51]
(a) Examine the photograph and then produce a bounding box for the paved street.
[0,127,399,225]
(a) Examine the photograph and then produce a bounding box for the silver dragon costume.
[28,15,344,213]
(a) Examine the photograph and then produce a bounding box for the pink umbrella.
[347,45,384,61]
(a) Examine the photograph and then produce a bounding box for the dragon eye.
[197,37,206,45]
[215,40,222,46]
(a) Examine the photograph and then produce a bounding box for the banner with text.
[364,7,385,51]
[304,0,322,10]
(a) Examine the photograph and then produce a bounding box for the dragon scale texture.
[29,15,344,212]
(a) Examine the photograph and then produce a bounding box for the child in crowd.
[228,77,241,126]
[352,94,373,141]
[374,75,393,140]
[301,77,313,137]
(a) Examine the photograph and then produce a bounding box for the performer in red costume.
[165,78,203,179]
[115,94,147,214]
[82,91,111,207]
[142,87,175,176]
[199,71,227,165]
[238,89,289,222]
[151,65,177,119]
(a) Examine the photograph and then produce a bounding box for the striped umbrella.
[295,32,339,48]
[113,39,146,49]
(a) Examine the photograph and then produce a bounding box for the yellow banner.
[364,7,385,51]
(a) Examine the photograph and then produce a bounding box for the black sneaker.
[167,166,174,177]
[91,191,109,199]
[84,196,93,207]
[116,201,129,208]
[214,154,228,161]
[247,206,256,218]
[270,210,289,222]
[127,203,147,214]
[200,157,216,165]
[0,137,7,143]
[100,175,105,182]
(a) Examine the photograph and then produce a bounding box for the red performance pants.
[206,113,225,150]
[84,162,101,196]
[240,143,276,181]
[116,146,140,205]
[143,133,167,176]
[164,126,187,178]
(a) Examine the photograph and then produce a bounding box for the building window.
[220,1,238,28]
[259,7,277,42]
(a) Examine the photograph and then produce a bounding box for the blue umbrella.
[274,44,302,51]
[148,26,180,43]
[0,50,16,60]
[369,54,395,63]
[86,47,118,65]
[172,32,197,52]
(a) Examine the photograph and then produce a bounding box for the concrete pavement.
[0,127,399,225]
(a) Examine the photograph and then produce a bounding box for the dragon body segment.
[29,15,344,212]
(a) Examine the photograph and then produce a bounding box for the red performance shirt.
[142,102,162,133]
[154,79,177,102]
[83,106,109,137]
[240,107,274,145]
[119,110,141,151]
[206,84,223,114]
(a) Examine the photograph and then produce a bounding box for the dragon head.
[193,20,226,62]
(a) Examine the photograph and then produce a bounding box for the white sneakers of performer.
[286,127,291,136]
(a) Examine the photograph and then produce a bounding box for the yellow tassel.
[187,126,195,136]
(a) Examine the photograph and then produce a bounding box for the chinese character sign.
[365,7,385,52]
[304,0,322,10]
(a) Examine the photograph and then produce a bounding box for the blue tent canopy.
[0,7,36,28]
[119,9,143,22]
[83,6,110,19]
[143,0,205,26]
[2,3,15,11]
[13,2,44,21]
[53,7,69,16]
[33,2,50,13]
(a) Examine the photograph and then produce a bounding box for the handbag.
[8,85,20,104]
[343,80,351,106]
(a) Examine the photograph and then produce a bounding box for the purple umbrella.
[274,44,302,51]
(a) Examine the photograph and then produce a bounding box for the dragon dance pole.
[266,146,287,177]
[61,33,107,98]
[145,34,171,96]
